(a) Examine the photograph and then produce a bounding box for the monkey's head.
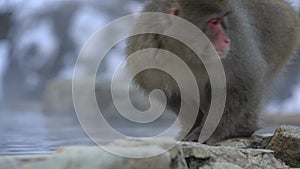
[169,0,231,58]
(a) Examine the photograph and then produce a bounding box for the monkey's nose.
[224,38,230,44]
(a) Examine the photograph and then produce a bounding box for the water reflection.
[0,110,178,155]
[0,111,93,154]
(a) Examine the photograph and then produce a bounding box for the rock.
[214,135,273,150]
[0,137,291,169]
[266,125,300,168]
[213,136,265,148]
[212,125,300,168]
[181,142,289,169]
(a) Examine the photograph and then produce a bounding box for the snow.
[10,0,52,21]
[12,20,59,90]
[15,20,59,70]
[267,86,300,114]
[126,1,144,13]
[281,87,300,113]
[70,5,110,50]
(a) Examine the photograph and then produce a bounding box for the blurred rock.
[43,77,111,115]
[43,77,151,116]
[266,125,300,168]
[43,78,74,114]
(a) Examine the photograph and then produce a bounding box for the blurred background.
[0,0,299,155]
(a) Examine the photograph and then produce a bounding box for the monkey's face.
[204,15,231,58]
[170,1,231,58]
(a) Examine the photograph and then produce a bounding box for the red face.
[205,17,231,58]
[170,6,231,58]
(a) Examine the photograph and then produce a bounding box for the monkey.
[126,0,300,144]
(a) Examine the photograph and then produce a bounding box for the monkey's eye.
[207,17,223,32]
[208,17,222,25]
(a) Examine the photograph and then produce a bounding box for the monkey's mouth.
[216,50,229,58]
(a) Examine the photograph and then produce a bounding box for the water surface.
[0,110,178,155]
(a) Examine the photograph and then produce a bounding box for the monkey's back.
[233,0,300,75]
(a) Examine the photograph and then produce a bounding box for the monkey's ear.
[170,3,181,16]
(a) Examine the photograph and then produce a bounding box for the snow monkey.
[126,0,300,144]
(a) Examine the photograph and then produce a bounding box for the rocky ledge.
[1,125,299,169]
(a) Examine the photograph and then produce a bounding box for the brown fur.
[126,0,300,144]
